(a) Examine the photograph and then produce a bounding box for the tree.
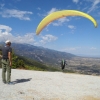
[12,51,25,69]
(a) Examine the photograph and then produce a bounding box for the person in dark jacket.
[61,59,67,71]
[0,40,13,85]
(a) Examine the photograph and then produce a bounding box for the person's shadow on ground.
[12,78,32,84]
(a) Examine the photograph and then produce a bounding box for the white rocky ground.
[0,69,100,100]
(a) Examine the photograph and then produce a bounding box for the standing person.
[61,59,67,71]
[1,40,13,84]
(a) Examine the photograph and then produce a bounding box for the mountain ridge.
[0,42,100,75]
[11,43,76,67]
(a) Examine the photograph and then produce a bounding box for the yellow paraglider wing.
[36,10,97,35]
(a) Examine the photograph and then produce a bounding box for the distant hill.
[11,43,76,67]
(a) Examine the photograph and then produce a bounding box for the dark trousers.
[61,65,65,70]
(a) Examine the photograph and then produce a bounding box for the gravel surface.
[0,69,100,100]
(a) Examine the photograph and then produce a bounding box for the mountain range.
[11,43,76,67]
[11,43,100,75]
[0,42,100,75]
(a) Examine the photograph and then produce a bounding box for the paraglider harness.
[61,60,67,70]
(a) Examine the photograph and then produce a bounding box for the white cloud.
[90,47,97,50]
[52,17,70,26]
[37,7,41,10]
[0,25,57,45]
[47,8,58,15]
[58,17,69,23]
[82,7,89,11]
[0,25,12,32]
[67,48,76,51]
[40,34,58,44]
[0,9,33,20]
[61,47,81,55]
[13,33,35,44]
[87,0,100,13]
[0,24,35,43]
[73,0,79,3]
[37,8,58,18]
[68,25,76,29]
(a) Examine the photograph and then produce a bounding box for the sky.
[0,0,100,57]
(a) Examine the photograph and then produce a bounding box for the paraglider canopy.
[36,10,97,35]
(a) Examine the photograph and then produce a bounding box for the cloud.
[37,8,58,18]
[0,3,5,9]
[87,0,100,13]
[47,8,58,15]
[0,25,12,32]
[52,17,70,26]
[0,9,33,20]
[37,7,41,10]
[68,25,76,29]
[82,6,89,11]
[0,24,35,43]
[40,34,58,44]
[64,47,81,51]
[66,48,76,51]
[0,24,57,45]
[90,47,97,50]
[73,0,79,3]
[12,33,35,44]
